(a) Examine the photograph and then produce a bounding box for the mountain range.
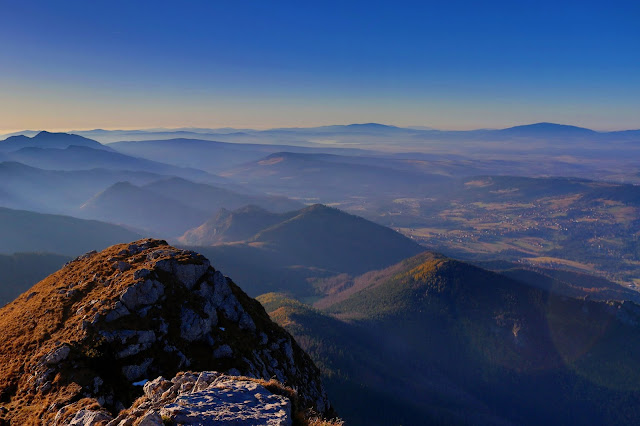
[6,122,635,143]
[1,125,640,424]
[0,131,111,152]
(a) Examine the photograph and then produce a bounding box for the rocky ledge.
[0,239,330,425]
[67,371,296,426]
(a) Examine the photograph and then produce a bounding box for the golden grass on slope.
[525,257,595,272]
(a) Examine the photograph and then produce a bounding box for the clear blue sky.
[1,0,639,131]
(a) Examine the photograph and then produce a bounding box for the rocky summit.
[0,239,330,425]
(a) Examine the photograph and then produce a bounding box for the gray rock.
[192,371,221,392]
[122,358,153,381]
[68,408,113,425]
[155,258,210,289]
[43,345,71,365]
[213,344,233,359]
[114,372,292,426]
[104,301,130,323]
[239,312,256,331]
[119,279,164,311]
[282,341,295,366]
[134,268,151,280]
[180,308,212,342]
[115,261,131,272]
[137,411,163,426]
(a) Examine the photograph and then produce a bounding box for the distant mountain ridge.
[0,252,72,307]
[79,181,209,237]
[5,123,637,143]
[0,206,141,255]
[0,131,111,152]
[221,151,453,200]
[498,122,599,137]
[0,161,166,214]
[142,177,302,214]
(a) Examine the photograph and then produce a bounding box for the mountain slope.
[259,292,508,426]
[142,177,302,214]
[0,207,141,256]
[250,204,425,274]
[79,182,209,237]
[473,260,640,304]
[2,145,226,184]
[180,205,296,245]
[326,253,640,423]
[0,161,165,214]
[181,205,425,297]
[262,253,640,425]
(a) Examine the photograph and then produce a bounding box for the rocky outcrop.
[0,239,330,425]
[104,371,294,425]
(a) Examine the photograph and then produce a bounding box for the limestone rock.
[109,372,292,426]
[43,345,71,365]
[68,409,113,425]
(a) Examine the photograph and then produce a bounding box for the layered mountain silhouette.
[475,260,640,304]
[109,137,374,174]
[0,206,140,255]
[221,152,452,200]
[182,204,425,296]
[0,131,111,152]
[0,145,224,184]
[0,252,72,307]
[0,161,166,214]
[142,177,302,214]
[77,179,302,238]
[79,181,210,237]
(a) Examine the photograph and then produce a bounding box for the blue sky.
[1,0,639,131]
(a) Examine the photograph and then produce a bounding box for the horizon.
[2,120,639,138]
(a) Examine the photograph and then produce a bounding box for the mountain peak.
[345,122,398,129]
[500,122,597,135]
[0,239,330,424]
[1,130,110,152]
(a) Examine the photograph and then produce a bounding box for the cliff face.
[0,239,329,425]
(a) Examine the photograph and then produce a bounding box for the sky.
[1,0,639,132]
